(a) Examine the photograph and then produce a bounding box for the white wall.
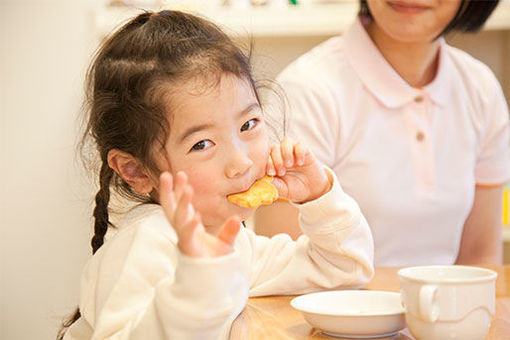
[1,1,96,339]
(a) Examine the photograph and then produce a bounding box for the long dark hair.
[57,9,258,339]
[359,0,500,36]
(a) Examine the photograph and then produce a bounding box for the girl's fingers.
[281,137,294,168]
[294,142,306,166]
[173,171,188,203]
[217,216,241,246]
[159,171,173,198]
[270,139,306,176]
[159,172,176,220]
[266,155,276,176]
[173,185,194,232]
[270,144,285,176]
[177,213,203,257]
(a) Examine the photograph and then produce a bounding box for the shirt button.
[414,96,424,103]
[416,131,425,141]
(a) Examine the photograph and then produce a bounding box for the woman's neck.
[366,23,441,88]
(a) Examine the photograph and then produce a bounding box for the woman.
[255,0,510,266]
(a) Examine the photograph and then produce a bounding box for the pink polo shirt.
[277,17,510,266]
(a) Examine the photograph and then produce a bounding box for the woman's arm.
[455,185,503,265]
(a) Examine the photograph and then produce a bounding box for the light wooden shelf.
[94,1,510,39]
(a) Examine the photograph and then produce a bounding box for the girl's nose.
[225,145,253,179]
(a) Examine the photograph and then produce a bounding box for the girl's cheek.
[256,130,271,157]
[187,169,218,194]
[260,138,271,166]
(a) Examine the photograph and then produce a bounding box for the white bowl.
[290,290,406,338]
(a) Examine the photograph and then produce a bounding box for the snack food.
[227,175,278,209]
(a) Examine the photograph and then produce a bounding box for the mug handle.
[419,284,439,322]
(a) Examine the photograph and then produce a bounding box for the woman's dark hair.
[359,0,500,36]
[57,9,257,339]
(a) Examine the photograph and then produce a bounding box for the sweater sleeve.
[247,167,374,296]
[128,252,248,340]
[73,210,249,340]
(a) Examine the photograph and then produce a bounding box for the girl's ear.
[107,149,156,195]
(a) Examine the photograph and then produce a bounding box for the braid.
[91,162,114,254]
[57,164,113,337]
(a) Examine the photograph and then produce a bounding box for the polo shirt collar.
[344,17,451,108]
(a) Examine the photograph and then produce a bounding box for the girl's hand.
[267,137,331,204]
[159,171,240,258]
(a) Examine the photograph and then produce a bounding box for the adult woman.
[255,0,510,266]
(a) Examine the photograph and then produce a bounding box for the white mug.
[398,265,497,340]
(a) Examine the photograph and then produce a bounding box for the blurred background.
[1,0,509,339]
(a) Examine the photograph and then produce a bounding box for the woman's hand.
[159,171,240,258]
[267,137,331,204]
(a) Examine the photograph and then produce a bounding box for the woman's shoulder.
[277,35,361,105]
[444,43,500,89]
[441,43,508,132]
[278,35,351,83]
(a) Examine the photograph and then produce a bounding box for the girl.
[255,0,510,266]
[59,10,374,340]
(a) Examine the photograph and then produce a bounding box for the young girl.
[256,0,510,266]
[59,10,374,339]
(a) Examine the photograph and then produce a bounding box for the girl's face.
[366,0,461,43]
[157,74,270,228]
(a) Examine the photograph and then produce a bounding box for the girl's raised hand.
[159,171,240,258]
[267,137,331,204]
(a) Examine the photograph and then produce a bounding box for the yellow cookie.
[227,176,278,209]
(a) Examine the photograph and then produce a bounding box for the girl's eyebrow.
[178,122,213,143]
[237,102,261,119]
[178,102,260,143]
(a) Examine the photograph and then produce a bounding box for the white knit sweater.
[65,168,374,339]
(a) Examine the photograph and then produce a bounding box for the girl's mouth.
[230,181,256,196]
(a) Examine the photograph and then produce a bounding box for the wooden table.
[230,266,510,339]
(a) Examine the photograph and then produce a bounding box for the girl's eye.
[241,119,258,132]
[190,140,213,152]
